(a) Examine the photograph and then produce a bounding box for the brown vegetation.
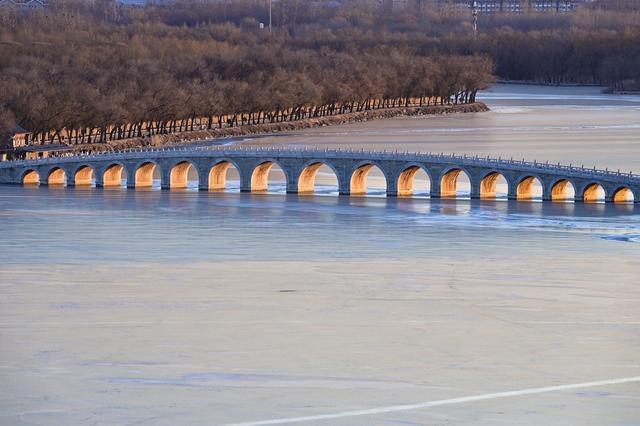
[0,0,494,148]
[1,0,638,148]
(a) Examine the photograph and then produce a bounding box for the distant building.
[389,0,594,13]
[1,125,31,161]
[459,0,594,13]
[1,125,30,149]
[0,126,71,161]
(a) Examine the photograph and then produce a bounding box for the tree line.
[1,0,639,145]
[0,0,493,145]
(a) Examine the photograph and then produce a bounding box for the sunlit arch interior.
[582,183,605,203]
[47,167,66,185]
[551,179,576,202]
[251,161,286,192]
[517,176,543,200]
[22,170,40,185]
[103,163,127,187]
[440,168,470,198]
[74,165,95,186]
[170,161,198,189]
[613,187,635,203]
[350,163,387,195]
[298,162,338,194]
[480,172,508,199]
[397,166,430,197]
[209,161,240,192]
[135,162,160,188]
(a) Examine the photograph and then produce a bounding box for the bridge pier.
[429,178,442,199]
[286,175,298,194]
[470,180,482,200]
[159,166,172,189]
[337,177,351,196]
[160,178,171,190]
[385,170,397,196]
[124,165,136,188]
[198,173,209,191]
[384,171,398,197]
[239,171,252,193]
[541,184,553,202]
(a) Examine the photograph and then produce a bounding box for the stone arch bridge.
[1,146,638,203]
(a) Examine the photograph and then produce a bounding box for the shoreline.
[496,80,603,88]
[496,80,640,95]
[60,102,489,154]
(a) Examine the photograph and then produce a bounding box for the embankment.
[68,102,489,153]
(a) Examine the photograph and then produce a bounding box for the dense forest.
[0,0,639,145]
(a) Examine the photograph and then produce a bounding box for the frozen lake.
[1,85,639,425]
[242,84,640,173]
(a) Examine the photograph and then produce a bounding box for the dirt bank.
[67,102,489,153]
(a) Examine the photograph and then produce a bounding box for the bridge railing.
[2,144,639,183]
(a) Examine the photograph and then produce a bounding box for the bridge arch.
[208,159,241,191]
[251,159,287,192]
[516,175,543,200]
[102,162,127,187]
[298,161,339,194]
[22,169,40,185]
[612,186,635,203]
[350,161,388,195]
[439,167,471,198]
[580,182,605,203]
[46,166,66,186]
[134,160,160,188]
[550,178,576,202]
[73,165,95,186]
[480,171,508,199]
[169,160,199,189]
[397,164,431,197]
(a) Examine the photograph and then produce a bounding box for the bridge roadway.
[1,146,638,203]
